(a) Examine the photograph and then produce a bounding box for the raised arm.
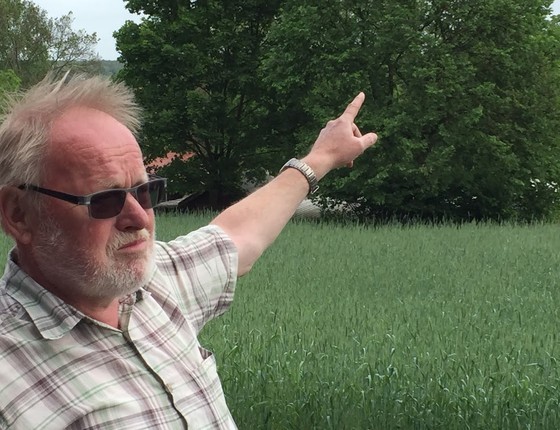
[211,92,378,276]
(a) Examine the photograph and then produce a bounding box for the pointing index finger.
[341,92,366,122]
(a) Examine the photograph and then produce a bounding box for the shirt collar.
[2,251,148,340]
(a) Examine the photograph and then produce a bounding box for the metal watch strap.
[280,158,319,195]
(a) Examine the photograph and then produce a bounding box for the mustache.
[108,229,152,252]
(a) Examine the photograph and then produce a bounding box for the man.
[0,74,377,429]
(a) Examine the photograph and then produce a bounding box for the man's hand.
[302,92,378,179]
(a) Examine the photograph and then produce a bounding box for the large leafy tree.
[262,0,560,221]
[116,0,287,208]
[0,0,100,87]
[0,0,51,85]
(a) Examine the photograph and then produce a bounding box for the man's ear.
[0,187,34,245]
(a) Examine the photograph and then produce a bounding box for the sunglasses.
[18,175,167,219]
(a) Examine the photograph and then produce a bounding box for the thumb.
[360,132,378,150]
[346,133,378,168]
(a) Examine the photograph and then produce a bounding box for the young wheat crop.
[2,214,560,429]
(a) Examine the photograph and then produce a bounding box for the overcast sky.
[31,0,560,61]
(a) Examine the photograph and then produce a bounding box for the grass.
[2,214,560,428]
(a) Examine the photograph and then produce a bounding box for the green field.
[2,214,560,429]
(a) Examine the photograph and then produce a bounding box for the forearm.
[210,163,313,276]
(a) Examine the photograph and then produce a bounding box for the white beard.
[33,215,156,301]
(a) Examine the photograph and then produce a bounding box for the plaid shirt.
[0,225,238,429]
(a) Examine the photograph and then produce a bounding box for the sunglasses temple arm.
[23,185,85,205]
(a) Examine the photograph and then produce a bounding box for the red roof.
[145,152,194,172]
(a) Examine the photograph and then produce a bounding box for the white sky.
[30,0,560,61]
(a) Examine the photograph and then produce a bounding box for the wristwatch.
[280,158,319,195]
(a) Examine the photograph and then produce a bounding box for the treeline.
[100,61,123,76]
[0,1,122,104]
[0,0,102,90]
[4,0,560,222]
[115,0,560,222]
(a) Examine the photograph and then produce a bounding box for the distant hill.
[100,60,123,76]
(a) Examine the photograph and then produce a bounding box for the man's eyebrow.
[134,176,150,186]
[95,178,119,189]
[95,176,149,190]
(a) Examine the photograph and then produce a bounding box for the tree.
[115,0,287,208]
[0,0,51,85]
[0,0,101,87]
[261,0,560,222]
[48,12,102,79]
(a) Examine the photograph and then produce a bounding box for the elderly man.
[0,74,377,429]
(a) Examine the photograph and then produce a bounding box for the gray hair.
[0,73,142,188]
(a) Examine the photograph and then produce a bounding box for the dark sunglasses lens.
[136,180,164,209]
[151,180,165,205]
[90,190,127,219]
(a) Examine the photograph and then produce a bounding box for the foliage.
[0,0,51,86]
[100,60,123,76]
[116,0,560,220]
[116,0,289,208]
[0,69,21,114]
[0,0,100,87]
[0,69,21,94]
[48,12,102,79]
[261,0,560,222]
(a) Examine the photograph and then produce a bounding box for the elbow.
[237,260,254,277]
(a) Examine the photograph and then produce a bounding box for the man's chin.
[116,256,156,291]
